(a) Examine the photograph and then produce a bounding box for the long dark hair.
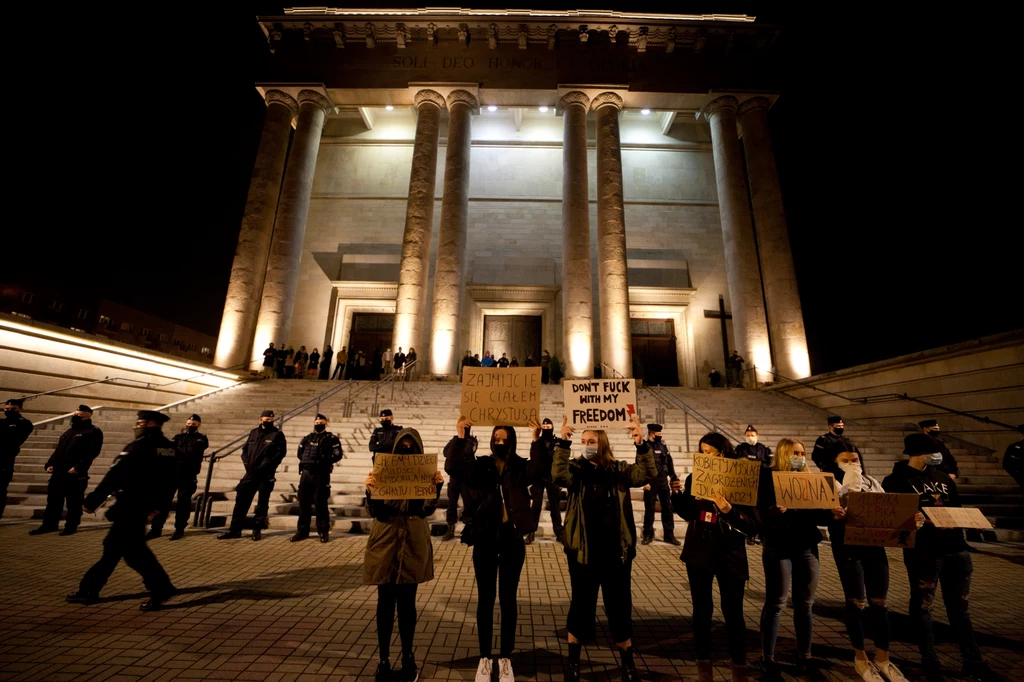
[490,425,518,456]
[699,432,735,458]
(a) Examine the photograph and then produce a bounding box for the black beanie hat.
[541,418,553,425]
[188,414,201,422]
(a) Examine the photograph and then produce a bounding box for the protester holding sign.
[882,434,993,682]
[552,415,655,682]
[756,438,838,681]
[444,420,543,682]
[823,450,914,682]
[363,428,444,682]
[670,433,757,682]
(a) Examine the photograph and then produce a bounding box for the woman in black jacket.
[444,418,543,682]
[671,432,757,682]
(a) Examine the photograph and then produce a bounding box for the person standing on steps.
[445,419,543,682]
[330,345,345,379]
[30,405,103,536]
[811,416,860,472]
[291,413,343,543]
[917,419,959,480]
[319,345,333,380]
[1,397,34,520]
[66,410,179,611]
[218,410,286,541]
[554,415,655,682]
[671,433,758,682]
[383,347,393,376]
[540,350,550,384]
[262,343,276,378]
[735,425,772,469]
[442,425,477,542]
[393,347,406,378]
[308,348,320,378]
[526,418,563,545]
[1004,424,1024,490]
[370,410,403,461]
[364,428,444,682]
[639,423,679,546]
[147,414,208,541]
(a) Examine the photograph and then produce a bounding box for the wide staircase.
[5,379,1019,541]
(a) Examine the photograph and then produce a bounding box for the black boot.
[145,528,162,541]
[319,532,329,543]
[566,642,581,682]
[619,646,638,682]
[640,534,653,545]
[442,524,456,541]
[170,529,185,540]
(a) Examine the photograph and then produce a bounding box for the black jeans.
[903,549,982,667]
[530,480,563,535]
[566,555,634,643]
[831,542,890,651]
[150,477,198,532]
[228,473,276,533]
[79,518,175,596]
[42,473,87,530]
[377,583,418,661]
[0,468,13,518]
[642,485,674,539]
[472,524,526,658]
[686,564,748,665]
[760,545,819,659]
[446,476,468,526]
[296,468,331,536]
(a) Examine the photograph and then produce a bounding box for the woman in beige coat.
[364,428,443,682]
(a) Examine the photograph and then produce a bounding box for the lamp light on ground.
[385,105,394,111]
[538,106,549,112]
[641,109,651,115]
[487,105,497,112]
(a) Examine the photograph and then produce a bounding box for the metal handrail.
[645,385,742,444]
[599,362,626,379]
[757,366,1019,431]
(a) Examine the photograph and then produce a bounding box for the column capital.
[297,89,335,114]
[701,95,739,122]
[265,89,299,115]
[557,90,590,114]
[737,96,771,116]
[590,91,624,112]
[446,89,479,110]
[413,88,447,110]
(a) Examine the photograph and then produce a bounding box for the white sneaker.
[875,661,909,682]
[475,657,493,682]
[854,659,886,682]
[498,657,514,682]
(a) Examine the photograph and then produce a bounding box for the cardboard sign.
[460,367,541,426]
[691,454,760,506]
[923,507,993,529]
[563,379,637,429]
[372,454,438,500]
[772,472,838,509]
[844,492,919,547]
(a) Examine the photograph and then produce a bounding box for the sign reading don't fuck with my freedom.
[563,379,637,429]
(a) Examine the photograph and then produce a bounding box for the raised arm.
[551,416,575,488]
[443,417,476,481]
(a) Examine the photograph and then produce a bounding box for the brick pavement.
[1,522,1022,682]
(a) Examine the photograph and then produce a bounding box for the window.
[201,346,211,355]
[76,308,90,320]
[48,300,64,313]
[119,321,134,333]
[140,328,151,338]
[21,292,34,304]
[98,315,111,328]
[173,338,182,346]
[158,333,168,342]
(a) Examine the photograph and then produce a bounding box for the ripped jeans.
[831,543,890,651]
[903,549,983,667]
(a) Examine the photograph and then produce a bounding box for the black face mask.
[492,443,511,459]
[832,427,844,436]
[541,428,554,440]
[4,410,16,419]
[314,424,326,433]
[70,415,88,428]
[653,435,662,443]
[260,421,273,430]
[186,425,199,433]
[381,420,391,427]
[394,443,417,455]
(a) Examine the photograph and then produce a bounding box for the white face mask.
[583,445,599,460]
[746,435,758,446]
[837,461,861,474]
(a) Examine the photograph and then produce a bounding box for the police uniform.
[1004,428,1024,490]
[734,426,773,469]
[810,416,860,471]
[640,424,678,543]
[225,411,287,537]
[71,411,177,608]
[369,409,403,459]
[294,416,343,540]
[1,398,34,519]
[36,405,104,534]
[149,414,209,537]
[529,424,564,541]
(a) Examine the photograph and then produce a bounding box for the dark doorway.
[347,313,395,360]
[631,319,679,386]
[483,315,542,366]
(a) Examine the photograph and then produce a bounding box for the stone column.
[739,97,810,378]
[214,90,297,369]
[392,90,445,358]
[429,90,477,376]
[559,91,593,379]
[251,90,332,360]
[704,96,771,381]
[592,92,633,378]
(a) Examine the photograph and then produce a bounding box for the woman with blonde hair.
[755,438,837,680]
[553,416,656,682]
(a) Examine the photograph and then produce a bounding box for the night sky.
[9,5,1020,375]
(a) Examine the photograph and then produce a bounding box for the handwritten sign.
[923,507,993,529]
[461,367,541,426]
[691,454,760,506]
[845,492,919,547]
[372,454,438,500]
[772,472,838,509]
[563,379,637,429]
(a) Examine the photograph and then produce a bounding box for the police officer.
[1,398,34,519]
[526,418,563,545]
[640,423,680,545]
[918,419,960,480]
[442,424,476,541]
[219,409,287,541]
[369,409,402,459]
[66,410,178,611]
[1004,425,1024,490]
[147,413,209,541]
[30,405,104,536]
[735,424,773,468]
[810,415,860,471]
[292,413,343,543]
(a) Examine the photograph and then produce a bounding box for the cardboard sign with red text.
[844,492,919,547]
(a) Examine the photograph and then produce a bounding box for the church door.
[630,319,679,386]
[482,315,541,366]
